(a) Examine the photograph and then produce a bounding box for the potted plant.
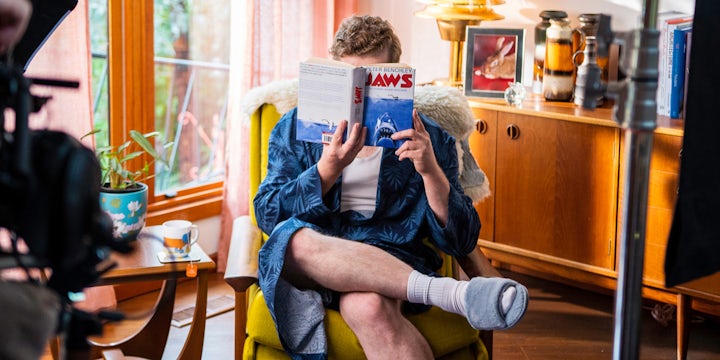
[82,129,172,242]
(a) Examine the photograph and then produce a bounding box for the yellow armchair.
[225,81,495,359]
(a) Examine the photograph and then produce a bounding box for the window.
[90,0,230,222]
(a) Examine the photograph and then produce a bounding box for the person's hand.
[393,109,441,176]
[0,0,32,55]
[317,120,366,188]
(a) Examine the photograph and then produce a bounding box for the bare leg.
[282,228,432,357]
[339,292,433,360]
[282,228,413,300]
[281,227,528,332]
[457,247,502,279]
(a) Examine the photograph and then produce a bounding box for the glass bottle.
[573,36,604,107]
[572,13,609,82]
[543,18,575,101]
[533,10,568,94]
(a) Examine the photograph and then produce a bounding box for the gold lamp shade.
[415,0,505,87]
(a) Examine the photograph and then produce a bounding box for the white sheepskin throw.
[413,85,475,140]
[240,78,299,120]
[239,80,490,203]
[414,85,491,203]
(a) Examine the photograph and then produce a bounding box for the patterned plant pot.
[99,182,148,242]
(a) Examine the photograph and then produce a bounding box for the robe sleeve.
[253,109,338,235]
[421,114,481,257]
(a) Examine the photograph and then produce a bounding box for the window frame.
[106,0,223,225]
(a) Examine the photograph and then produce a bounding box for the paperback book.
[296,57,415,148]
[656,11,692,116]
[669,26,692,119]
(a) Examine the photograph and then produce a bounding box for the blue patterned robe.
[254,108,480,358]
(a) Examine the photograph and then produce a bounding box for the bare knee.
[281,228,324,288]
[285,228,322,264]
[339,292,402,332]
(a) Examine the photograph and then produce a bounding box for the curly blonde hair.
[329,15,402,63]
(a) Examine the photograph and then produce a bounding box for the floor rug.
[172,294,235,328]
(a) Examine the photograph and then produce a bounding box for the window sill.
[146,185,223,225]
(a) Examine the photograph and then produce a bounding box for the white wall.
[195,216,221,254]
[358,0,696,85]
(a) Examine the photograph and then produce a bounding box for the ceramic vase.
[99,182,148,242]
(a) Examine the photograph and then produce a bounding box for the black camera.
[0,2,133,355]
[0,64,124,296]
[0,0,135,297]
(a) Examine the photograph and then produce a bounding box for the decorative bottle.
[573,36,604,107]
[543,18,575,101]
[572,13,609,82]
[533,10,568,94]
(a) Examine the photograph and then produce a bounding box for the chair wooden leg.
[48,336,61,360]
[234,291,247,360]
[479,330,493,360]
[676,294,690,360]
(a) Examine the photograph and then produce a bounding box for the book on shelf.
[296,57,415,148]
[663,20,692,117]
[656,11,692,116]
[669,26,692,119]
[682,30,692,119]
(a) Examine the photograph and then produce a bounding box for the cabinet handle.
[506,124,520,140]
[475,119,488,134]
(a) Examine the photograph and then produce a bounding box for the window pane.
[154,0,230,196]
[89,0,109,149]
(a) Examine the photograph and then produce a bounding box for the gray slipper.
[464,277,529,330]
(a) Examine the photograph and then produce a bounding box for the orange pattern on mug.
[164,237,187,249]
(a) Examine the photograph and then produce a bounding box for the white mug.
[162,220,199,256]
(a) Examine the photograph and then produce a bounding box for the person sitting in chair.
[254,14,529,359]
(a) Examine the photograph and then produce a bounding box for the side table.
[88,225,216,360]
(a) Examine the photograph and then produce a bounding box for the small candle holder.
[504,82,526,106]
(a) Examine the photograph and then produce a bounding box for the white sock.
[407,270,515,316]
[407,270,465,315]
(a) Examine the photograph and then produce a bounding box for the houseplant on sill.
[83,129,172,242]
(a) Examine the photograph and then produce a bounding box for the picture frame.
[464,27,525,98]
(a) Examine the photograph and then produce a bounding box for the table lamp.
[415,0,505,87]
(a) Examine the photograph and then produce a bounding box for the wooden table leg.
[90,279,177,360]
[178,269,209,360]
[676,293,690,360]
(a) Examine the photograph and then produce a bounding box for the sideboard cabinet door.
[493,112,620,269]
[468,107,497,243]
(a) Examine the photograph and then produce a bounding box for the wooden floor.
[56,270,720,359]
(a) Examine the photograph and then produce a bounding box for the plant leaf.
[120,150,145,163]
[117,140,132,153]
[81,128,102,141]
[130,130,162,160]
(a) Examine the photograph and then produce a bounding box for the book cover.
[663,20,692,117]
[296,58,415,148]
[670,26,691,119]
[361,64,415,148]
[656,12,693,116]
[296,57,366,145]
[682,30,692,119]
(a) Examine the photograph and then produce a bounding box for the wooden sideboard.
[466,95,719,356]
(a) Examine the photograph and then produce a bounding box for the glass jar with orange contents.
[543,18,574,101]
[533,10,568,94]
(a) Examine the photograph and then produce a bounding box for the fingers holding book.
[319,120,366,177]
[393,110,438,174]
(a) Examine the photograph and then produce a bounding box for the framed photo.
[464,27,525,98]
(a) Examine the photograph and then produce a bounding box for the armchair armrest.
[224,216,262,292]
